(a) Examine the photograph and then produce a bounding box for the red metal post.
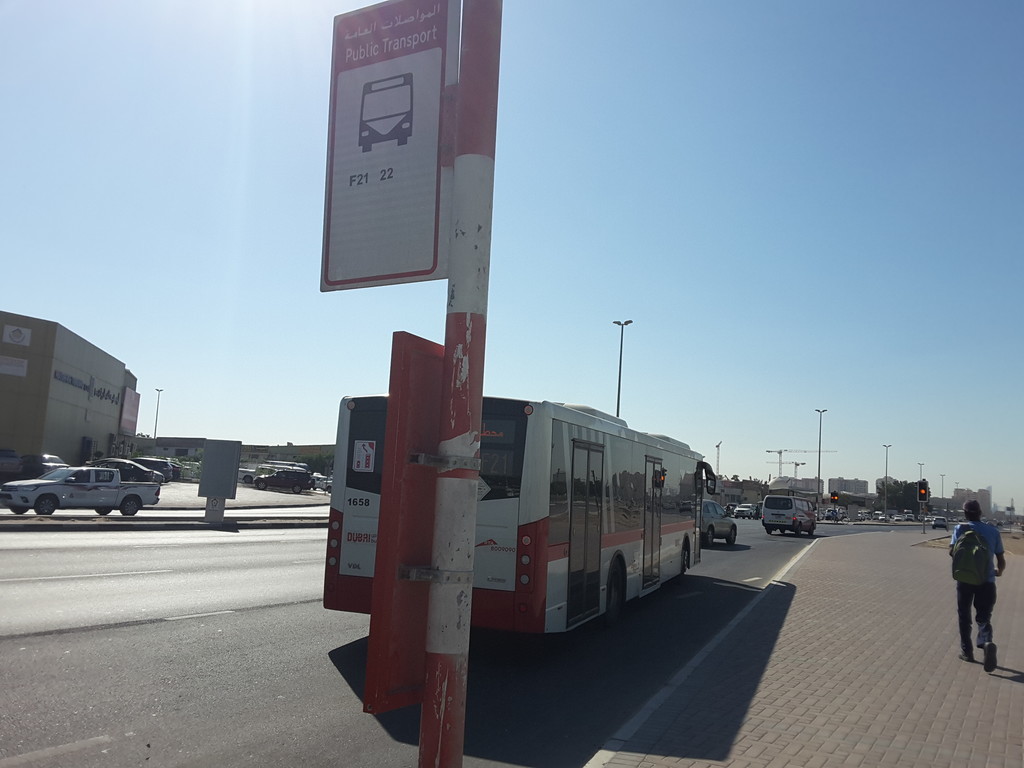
[418,1,501,766]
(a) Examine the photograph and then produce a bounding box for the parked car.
[89,458,164,483]
[0,448,22,477]
[312,474,332,493]
[932,516,948,530]
[132,457,177,483]
[19,453,68,478]
[701,499,738,546]
[253,468,315,494]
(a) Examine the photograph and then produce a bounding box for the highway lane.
[0,521,929,767]
[0,529,327,637]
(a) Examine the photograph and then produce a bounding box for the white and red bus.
[324,396,716,633]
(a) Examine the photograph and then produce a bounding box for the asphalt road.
[0,520,927,767]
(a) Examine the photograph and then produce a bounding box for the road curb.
[0,518,327,531]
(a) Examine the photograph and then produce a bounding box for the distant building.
[952,487,993,515]
[719,478,768,507]
[769,476,819,494]
[828,477,869,495]
[0,311,142,464]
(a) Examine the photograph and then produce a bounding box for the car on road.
[701,499,738,546]
[90,458,165,483]
[762,494,816,536]
[932,516,948,530]
[0,466,161,516]
[253,468,315,494]
[19,453,68,478]
[733,503,757,519]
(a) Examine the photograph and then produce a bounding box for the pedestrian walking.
[950,499,1006,671]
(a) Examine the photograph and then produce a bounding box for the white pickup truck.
[0,466,161,516]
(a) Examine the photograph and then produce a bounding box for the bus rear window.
[764,497,793,510]
[479,417,524,499]
[345,400,386,495]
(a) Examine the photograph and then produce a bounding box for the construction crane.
[765,449,837,476]
[766,460,806,478]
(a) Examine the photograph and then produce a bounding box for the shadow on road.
[327,573,796,767]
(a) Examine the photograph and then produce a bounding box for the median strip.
[0,569,172,583]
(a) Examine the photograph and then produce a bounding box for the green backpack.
[951,527,990,585]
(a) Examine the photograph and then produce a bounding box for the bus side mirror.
[695,460,717,495]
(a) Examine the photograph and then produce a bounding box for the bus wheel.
[604,560,626,626]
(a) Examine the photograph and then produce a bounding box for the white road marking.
[0,735,113,767]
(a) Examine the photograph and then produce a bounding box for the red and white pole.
[419,1,501,766]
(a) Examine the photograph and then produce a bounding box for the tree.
[875,479,919,511]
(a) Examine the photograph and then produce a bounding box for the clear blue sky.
[2,1,1021,509]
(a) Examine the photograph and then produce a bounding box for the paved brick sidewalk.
[588,531,1023,768]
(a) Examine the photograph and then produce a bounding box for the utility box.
[199,440,242,522]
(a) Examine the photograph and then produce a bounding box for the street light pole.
[613,320,632,418]
[940,473,946,511]
[815,409,827,507]
[154,388,164,440]
[882,444,891,517]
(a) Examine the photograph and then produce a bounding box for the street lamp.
[613,320,632,418]
[940,473,946,511]
[154,388,164,440]
[815,409,827,506]
[883,444,892,516]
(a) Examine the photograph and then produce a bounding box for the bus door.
[692,461,717,568]
[567,441,603,626]
[643,458,664,588]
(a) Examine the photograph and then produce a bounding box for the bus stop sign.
[321,0,452,291]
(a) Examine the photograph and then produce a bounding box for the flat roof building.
[1,311,142,465]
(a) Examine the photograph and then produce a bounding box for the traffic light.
[830,491,839,504]
[917,480,929,502]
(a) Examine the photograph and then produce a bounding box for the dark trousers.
[957,580,997,651]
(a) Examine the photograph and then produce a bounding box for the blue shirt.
[951,521,1004,583]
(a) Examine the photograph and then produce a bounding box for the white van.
[762,495,816,536]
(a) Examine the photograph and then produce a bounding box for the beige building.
[0,311,142,464]
[951,486,993,515]
[828,477,869,495]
